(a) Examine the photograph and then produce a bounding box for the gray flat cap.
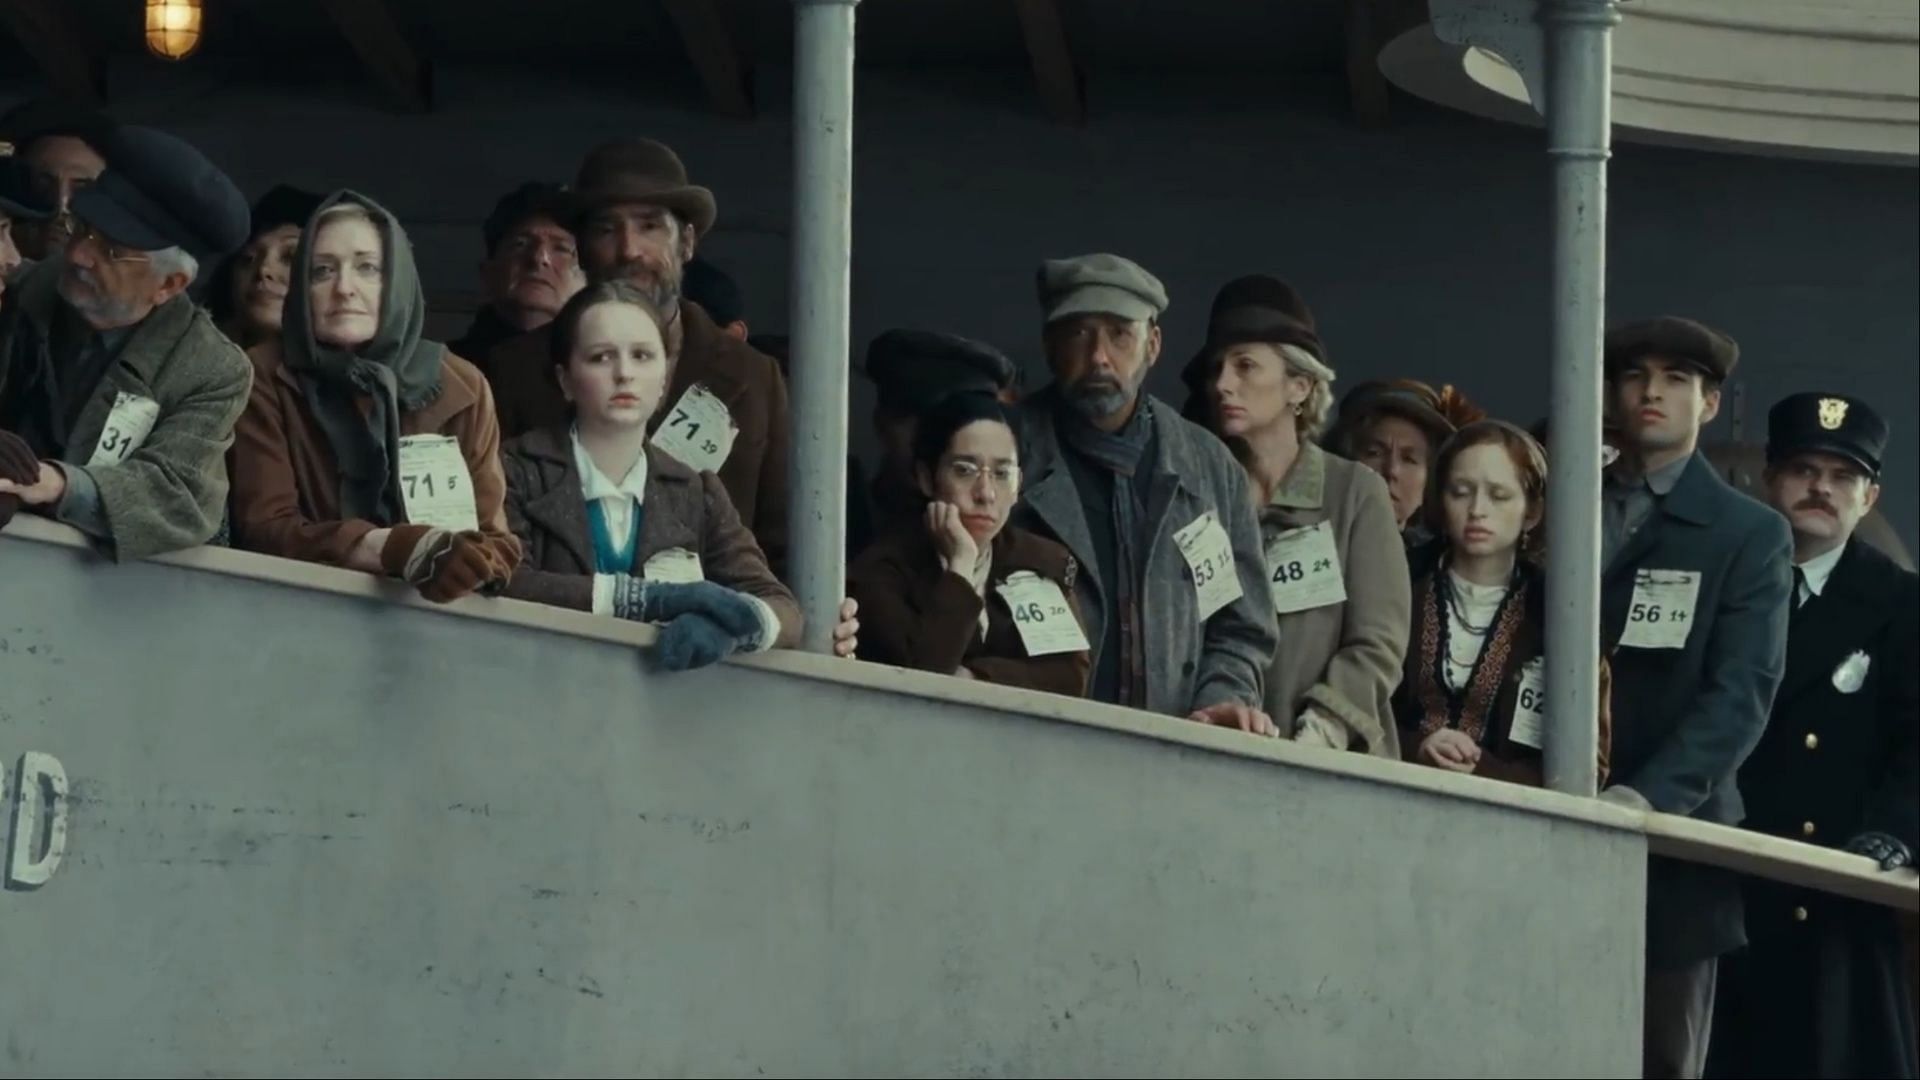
[1037,253,1168,325]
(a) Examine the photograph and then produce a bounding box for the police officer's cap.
[1767,392,1888,478]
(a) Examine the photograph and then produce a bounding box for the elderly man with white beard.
[0,125,251,557]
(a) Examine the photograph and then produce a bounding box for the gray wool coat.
[0,259,251,559]
[1013,388,1278,718]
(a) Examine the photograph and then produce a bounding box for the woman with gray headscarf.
[1188,275,1411,758]
[228,190,520,602]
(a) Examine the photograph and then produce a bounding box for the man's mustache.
[1794,497,1837,515]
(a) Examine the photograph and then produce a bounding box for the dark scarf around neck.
[1057,394,1156,706]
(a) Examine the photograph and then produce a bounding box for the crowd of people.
[0,97,1913,1080]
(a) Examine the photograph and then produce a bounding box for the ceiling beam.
[1012,0,1085,126]
[660,0,754,121]
[316,0,432,112]
[1346,0,1429,128]
[0,0,105,106]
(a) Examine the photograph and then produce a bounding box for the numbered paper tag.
[1173,510,1244,622]
[86,392,160,467]
[396,435,479,532]
[642,547,705,584]
[1265,521,1347,614]
[1620,568,1701,651]
[1510,658,1547,749]
[995,571,1090,657]
[651,384,739,473]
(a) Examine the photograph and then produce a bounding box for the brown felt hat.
[569,138,716,237]
[1181,274,1326,397]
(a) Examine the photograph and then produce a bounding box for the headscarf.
[280,189,445,524]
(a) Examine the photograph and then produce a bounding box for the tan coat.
[499,424,801,648]
[227,339,521,571]
[1255,442,1410,758]
[476,301,792,574]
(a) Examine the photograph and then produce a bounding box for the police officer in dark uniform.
[1707,392,1917,1080]
[854,329,1019,557]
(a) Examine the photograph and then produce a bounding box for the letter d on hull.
[7,752,69,889]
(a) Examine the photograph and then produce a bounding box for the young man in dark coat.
[1706,392,1917,1080]
[1595,316,1795,1079]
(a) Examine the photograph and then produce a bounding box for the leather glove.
[381,524,454,583]
[380,526,509,603]
[655,613,742,672]
[0,429,41,484]
[1843,831,1914,871]
[611,577,764,643]
[419,533,510,604]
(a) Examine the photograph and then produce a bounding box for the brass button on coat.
[1805,733,1819,750]
[1802,821,1817,837]
[1794,906,1809,922]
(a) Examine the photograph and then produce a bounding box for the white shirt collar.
[570,425,649,504]
[1796,541,1846,599]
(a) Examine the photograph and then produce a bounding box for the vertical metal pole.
[788,0,858,653]
[1541,0,1619,796]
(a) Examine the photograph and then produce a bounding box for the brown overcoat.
[477,300,791,573]
[228,338,521,571]
[849,521,1091,697]
[499,423,801,648]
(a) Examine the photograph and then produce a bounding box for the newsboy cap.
[866,329,1018,413]
[481,180,574,257]
[69,126,249,260]
[1037,253,1168,325]
[1605,316,1739,383]
[1767,391,1888,478]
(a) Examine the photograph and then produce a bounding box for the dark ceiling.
[0,0,1353,109]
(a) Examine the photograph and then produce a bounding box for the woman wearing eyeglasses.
[849,391,1091,696]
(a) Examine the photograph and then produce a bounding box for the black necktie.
[1792,566,1809,614]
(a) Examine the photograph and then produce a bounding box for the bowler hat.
[1605,316,1739,383]
[1182,274,1326,396]
[1767,392,1888,478]
[569,138,716,237]
[1037,253,1168,325]
[69,125,249,259]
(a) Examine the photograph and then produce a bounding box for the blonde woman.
[1190,275,1410,757]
